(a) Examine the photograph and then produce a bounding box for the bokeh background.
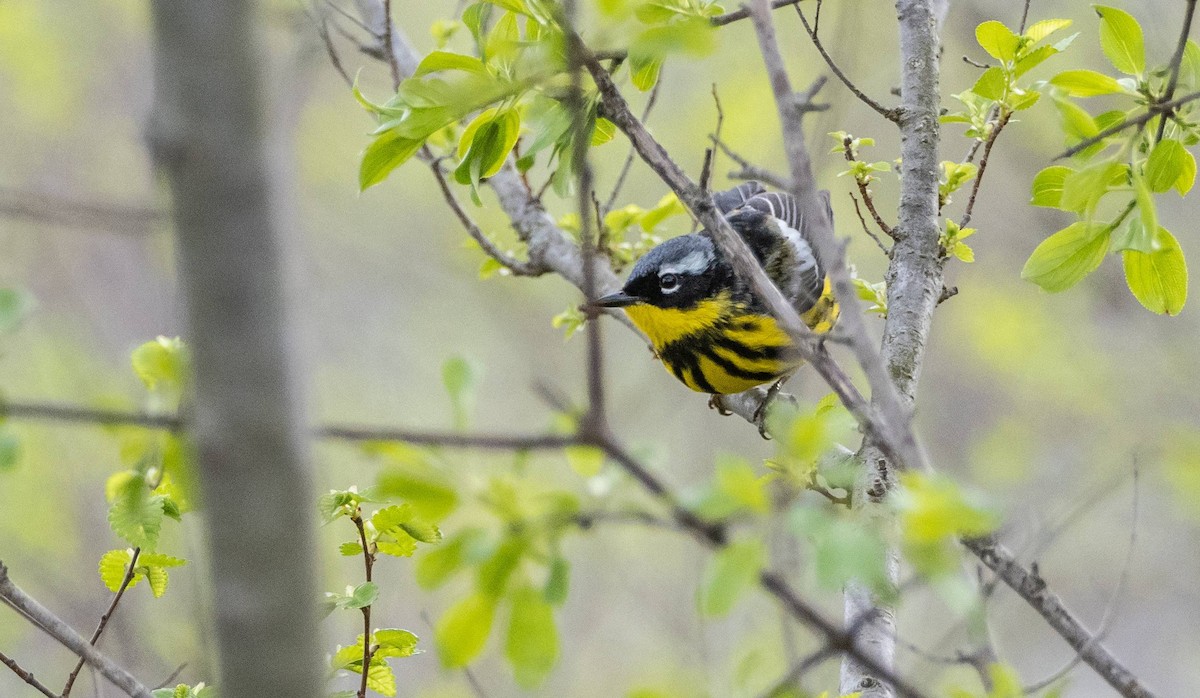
[2,0,1199,696]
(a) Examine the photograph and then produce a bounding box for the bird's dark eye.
[660,273,678,290]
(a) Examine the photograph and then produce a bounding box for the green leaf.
[0,426,20,471]
[971,67,1006,101]
[98,549,135,592]
[629,54,663,91]
[1021,222,1112,292]
[1135,171,1158,246]
[1060,161,1124,213]
[442,355,479,429]
[896,473,999,543]
[564,445,605,477]
[544,557,570,606]
[1124,227,1187,315]
[374,456,459,521]
[436,593,496,667]
[1145,139,1195,194]
[454,115,515,190]
[1095,5,1144,75]
[145,565,169,598]
[415,51,489,76]
[1014,44,1059,77]
[374,628,420,658]
[1025,18,1073,43]
[1110,215,1154,254]
[482,0,528,16]
[1030,165,1074,207]
[591,117,617,146]
[1053,96,1100,146]
[416,529,481,589]
[108,476,165,550]
[340,540,363,556]
[365,656,396,696]
[1049,69,1127,96]
[698,539,763,617]
[360,129,424,191]
[0,288,33,334]
[478,536,526,598]
[715,455,769,514]
[505,586,559,687]
[976,21,1019,61]
[131,337,189,393]
[346,581,379,609]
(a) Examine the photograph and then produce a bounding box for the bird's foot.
[708,394,733,416]
[751,377,796,438]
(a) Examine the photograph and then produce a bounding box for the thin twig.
[317,17,355,88]
[1022,470,1141,694]
[62,548,143,697]
[351,513,375,698]
[1155,0,1198,143]
[152,664,188,690]
[0,649,58,698]
[795,6,899,123]
[0,563,154,698]
[841,136,895,238]
[708,136,791,190]
[429,160,545,276]
[0,399,580,450]
[0,188,164,233]
[604,76,662,212]
[1055,90,1200,160]
[848,192,891,254]
[381,0,401,89]
[958,110,1011,228]
[1019,0,1032,33]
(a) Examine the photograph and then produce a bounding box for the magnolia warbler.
[594,182,839,401]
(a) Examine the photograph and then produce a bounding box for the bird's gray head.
[593,235,727,310]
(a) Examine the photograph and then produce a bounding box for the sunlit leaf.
[360,130,424,191]
[436,593,496,667]
[1030,165,1074,207]
[1021,222,1111,292]
[415,51,489,77]
[1095,5,1144,75]
[505,586,559,687]
[1025,18,1073,44]
[1124,227,1187,315]
[1049,69,1127,97]
[698,539,763,617]
[1145,139,1195,195]
[975,20,1020,62]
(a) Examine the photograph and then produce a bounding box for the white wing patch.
[778,220,818,274]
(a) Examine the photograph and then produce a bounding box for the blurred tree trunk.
[147,2,322,697]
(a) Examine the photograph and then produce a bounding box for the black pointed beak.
[592,290,642,308]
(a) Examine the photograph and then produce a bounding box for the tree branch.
[0,649,58,698]
[428,159,546,276]
[0,562,154,698]
[963,536,1156,698]
[710,0,804,26]
[1154,0,1198,143]
[1054,90,1200,160]
[958,110,1011,228]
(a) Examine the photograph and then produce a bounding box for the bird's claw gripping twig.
[708,394,733,415]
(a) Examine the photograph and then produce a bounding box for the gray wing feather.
[724,188,829,313]
[713,181,766,214]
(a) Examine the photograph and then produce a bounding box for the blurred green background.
[2,0,1199,696]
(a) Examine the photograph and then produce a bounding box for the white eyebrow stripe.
[659,249,712,277]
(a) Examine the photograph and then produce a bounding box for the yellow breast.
[621,283,840,395]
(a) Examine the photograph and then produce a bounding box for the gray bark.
[841,1,945,695]
[147,2,322,697]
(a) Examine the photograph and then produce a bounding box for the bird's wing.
[717,187,828,313]
[712,181,767,214]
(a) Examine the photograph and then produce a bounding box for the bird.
[593,182,839,412]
